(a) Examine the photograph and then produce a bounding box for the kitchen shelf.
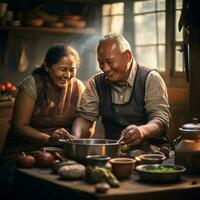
[39,0,96,2]
[0,26,96,34]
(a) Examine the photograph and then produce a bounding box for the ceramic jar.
[175,118,200,174]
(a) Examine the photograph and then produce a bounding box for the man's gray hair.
[99,33,131,52]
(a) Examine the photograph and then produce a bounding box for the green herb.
[143,166,178,173]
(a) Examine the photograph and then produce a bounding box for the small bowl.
[140,153,166,164]
[109,158,136,179]
[86,155,111,167]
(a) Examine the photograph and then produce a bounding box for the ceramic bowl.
[140,153,166,164]
[109,158,136,179]
[136,164,186,183]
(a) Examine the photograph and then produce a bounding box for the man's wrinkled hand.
[121,125,144,145]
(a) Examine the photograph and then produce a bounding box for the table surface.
[14,152,200,200]
[0,100,14,108]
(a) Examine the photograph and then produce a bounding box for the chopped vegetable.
[120,144,135,153]
[86,166,120,187]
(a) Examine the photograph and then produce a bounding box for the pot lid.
[181,118,200,130]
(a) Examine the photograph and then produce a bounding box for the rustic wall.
[0,31,100,84]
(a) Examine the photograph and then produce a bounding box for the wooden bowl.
[63,19,86,28]
[26,18,44,27]
[48,22,64,29]
[63,15,81,21]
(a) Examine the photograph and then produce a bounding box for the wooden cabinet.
[0,101,14,154]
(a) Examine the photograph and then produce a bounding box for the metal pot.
[174,118,200,174]
[61,139,121,163]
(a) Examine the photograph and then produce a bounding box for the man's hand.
[121,125,144,145]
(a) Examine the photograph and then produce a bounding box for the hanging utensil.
[18,42,28,72]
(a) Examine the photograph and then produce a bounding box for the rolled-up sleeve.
[76,78,100,122]
[145,71,170,129]
[18,75,37,101]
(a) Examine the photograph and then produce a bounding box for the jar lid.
[181,118,200,130]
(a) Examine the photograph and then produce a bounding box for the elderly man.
[72,33,170,146]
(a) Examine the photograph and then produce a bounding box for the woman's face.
[47,55,77,88]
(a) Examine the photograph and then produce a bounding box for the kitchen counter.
[0,100,14,154]
[12,153,200,200]
[0,100,14,108]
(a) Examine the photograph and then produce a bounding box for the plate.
[136,164,186,183]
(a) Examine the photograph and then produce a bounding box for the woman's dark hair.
[44,43,80,68]
[33,43,80,75]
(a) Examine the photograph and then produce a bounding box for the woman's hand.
[121,125,144,145]
[48,128,77,143]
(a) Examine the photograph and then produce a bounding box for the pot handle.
[172,135,182,149]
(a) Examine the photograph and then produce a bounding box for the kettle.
[174,118,200,174]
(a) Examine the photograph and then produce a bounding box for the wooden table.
[12,153,200,200]
[0,100,14,154]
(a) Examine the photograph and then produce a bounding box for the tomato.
[8,85,17,91]
[0,84,6,91]
[4,81,12,90]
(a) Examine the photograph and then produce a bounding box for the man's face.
[97,39,131,85]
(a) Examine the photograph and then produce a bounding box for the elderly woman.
[2,43,85,159]
[0,44,85,193]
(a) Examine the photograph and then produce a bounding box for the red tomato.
[4,81,12,90]
[9,85,17,91]
[0,84,6,91]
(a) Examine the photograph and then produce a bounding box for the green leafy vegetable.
[143,166,178,173]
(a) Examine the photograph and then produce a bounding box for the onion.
[16,152,35,168]
[35,149,54,168]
